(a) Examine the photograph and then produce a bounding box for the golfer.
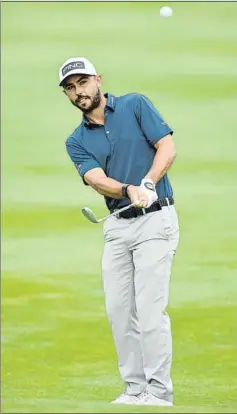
[59,56,180,406]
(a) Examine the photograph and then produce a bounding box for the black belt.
[111,196,174,219]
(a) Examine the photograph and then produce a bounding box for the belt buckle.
[142,208,146,215]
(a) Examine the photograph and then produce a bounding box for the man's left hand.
[140,178,158,208]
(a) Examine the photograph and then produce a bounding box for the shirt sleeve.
[66,137,101,185]
[135,95,173,146]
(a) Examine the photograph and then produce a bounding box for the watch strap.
[122,184,130,198]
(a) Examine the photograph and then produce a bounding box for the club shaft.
[98,202,137,222]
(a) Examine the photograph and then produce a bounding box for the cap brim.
[59,69,97,86]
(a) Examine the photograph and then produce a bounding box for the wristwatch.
[122,184,131,198]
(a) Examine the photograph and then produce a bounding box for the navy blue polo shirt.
[66,93,174,211]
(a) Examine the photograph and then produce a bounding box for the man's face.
[63,74,102,113]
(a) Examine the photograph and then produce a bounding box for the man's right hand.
[127,185,150,208]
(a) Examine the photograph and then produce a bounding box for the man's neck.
[85,94,107,125]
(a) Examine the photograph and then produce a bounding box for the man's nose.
[75,84,82,96]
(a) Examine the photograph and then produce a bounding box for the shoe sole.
[136,399,173,406]
[111,401,139,405]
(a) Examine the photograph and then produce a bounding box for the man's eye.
[79,80,86,85]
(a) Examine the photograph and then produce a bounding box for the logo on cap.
[62,61,85,76]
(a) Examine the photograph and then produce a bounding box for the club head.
[81,207,99,224]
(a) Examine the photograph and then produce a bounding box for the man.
[59,56,179,406]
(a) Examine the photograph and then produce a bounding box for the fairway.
[2,2,237,413]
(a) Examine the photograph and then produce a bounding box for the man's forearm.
[145,147,176,184]
[89,176,124,199]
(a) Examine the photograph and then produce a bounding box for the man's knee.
[105,298,127,323]
[136,300,170,333]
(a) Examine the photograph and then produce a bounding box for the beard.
[71,88,101,114]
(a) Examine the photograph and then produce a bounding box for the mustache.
[76,96,91,104]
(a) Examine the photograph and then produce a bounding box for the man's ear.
[96,74,102,87]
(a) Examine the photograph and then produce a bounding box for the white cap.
[59,57,97,86]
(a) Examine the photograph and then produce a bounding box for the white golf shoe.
[111,391,139,405]
[136,391,173,406]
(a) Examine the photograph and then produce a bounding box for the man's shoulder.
[116,93,151,112]
[65,124,84,147]
[114,93,148,115]
[117,92,145,104]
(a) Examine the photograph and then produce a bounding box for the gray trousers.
[102,205,179,403]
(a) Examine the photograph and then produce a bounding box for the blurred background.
[2,2,237,413]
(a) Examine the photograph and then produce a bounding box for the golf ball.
[160,6,173,18]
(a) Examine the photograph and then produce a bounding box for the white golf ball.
[160,6,173,18]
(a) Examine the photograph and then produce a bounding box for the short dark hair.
[60,74,92,89]
[60,78,68,89]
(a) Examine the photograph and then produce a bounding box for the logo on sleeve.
[75,163,82,173]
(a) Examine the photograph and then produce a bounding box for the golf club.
[82,202,137,224]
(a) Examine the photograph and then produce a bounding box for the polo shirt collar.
[82,92,116,127]
[104,93,116,111]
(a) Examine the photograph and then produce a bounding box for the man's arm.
[84,134,177,201]
[84,168,124,199]
[66,138,149,205]
[145,134,177,184]
[85,168,150,208]
[134,95,176,184]
[66,138,124,198]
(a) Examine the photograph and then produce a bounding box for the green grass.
[2,2,237,413]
